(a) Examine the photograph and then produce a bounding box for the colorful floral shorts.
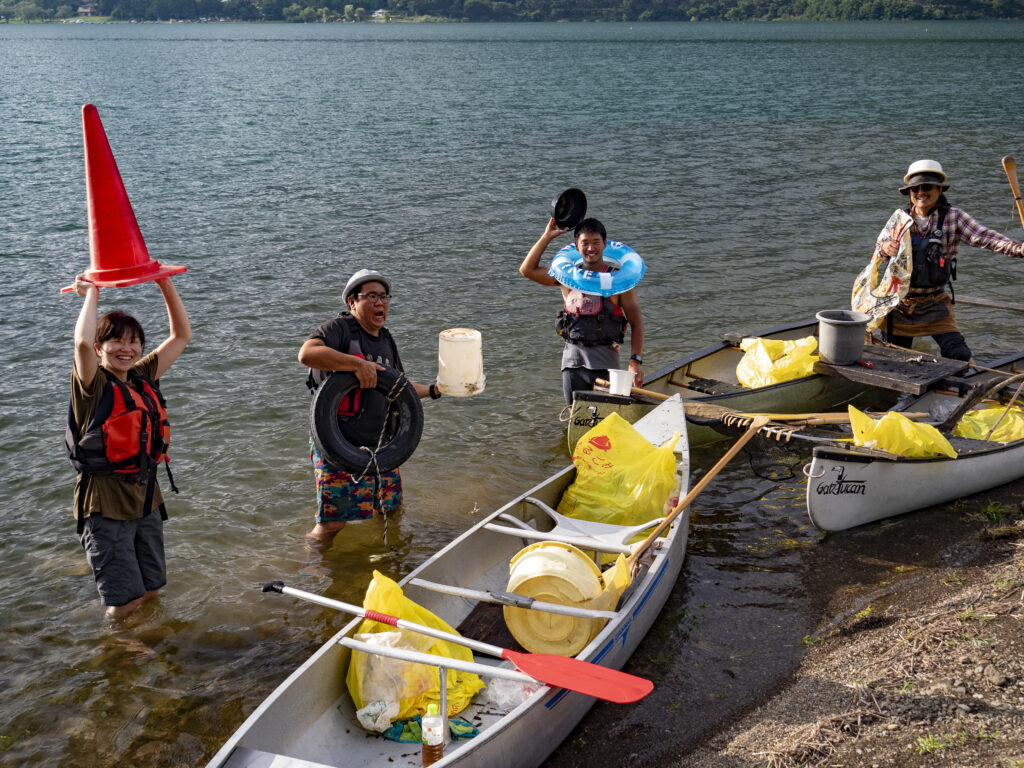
[310,438,402,524]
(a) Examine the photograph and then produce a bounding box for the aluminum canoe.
[207,395,691,768]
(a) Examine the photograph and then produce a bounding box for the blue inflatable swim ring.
[548,240,646,297]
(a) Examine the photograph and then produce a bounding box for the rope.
[352,371,411,558]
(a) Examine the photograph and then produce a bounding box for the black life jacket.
[906,203,956,290]
[556,281,627,347]
[306,314,397,418]
[66,368,172,485]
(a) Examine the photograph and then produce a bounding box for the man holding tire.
[298,269,438,547]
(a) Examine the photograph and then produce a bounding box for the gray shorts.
[79,512,166,607]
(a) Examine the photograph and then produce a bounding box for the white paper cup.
[607,368,633,397]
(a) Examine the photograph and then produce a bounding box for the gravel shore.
[683,502,1024,768]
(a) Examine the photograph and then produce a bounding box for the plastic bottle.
[421,703,445,766]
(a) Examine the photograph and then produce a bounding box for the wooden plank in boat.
[813,345,969,395]
[456,601,526,652]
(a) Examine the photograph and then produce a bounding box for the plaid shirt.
[910,205,1023,259]
[905,206,1023,295]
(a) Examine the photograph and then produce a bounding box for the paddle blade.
[500,648,653,703]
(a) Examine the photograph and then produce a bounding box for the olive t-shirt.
[70,352,166,521]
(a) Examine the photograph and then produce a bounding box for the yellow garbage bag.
[955,404,1024,443]
[346,571,485,725]
[848,406,957,459]
[557,412,679,526]
[736,336,819,389]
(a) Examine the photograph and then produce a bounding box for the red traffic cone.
[76,104,186,288]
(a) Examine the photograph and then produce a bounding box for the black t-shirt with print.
[308,313,404,448]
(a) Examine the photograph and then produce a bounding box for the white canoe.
[207,395,691,768]
[568,317,894,451]
[804,353,1024,531]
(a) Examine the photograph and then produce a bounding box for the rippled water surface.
[2,19,1024,767]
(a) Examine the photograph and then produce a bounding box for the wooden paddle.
[982,378,1024,441]
[957,295,1024,314]
[937,371,1024,433]
[624,416,769,571]
[262,581,653,703]
[1002,155,1024,230]
[592,380,927,424]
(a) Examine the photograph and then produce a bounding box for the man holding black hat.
[871,159,1024,361]
[298,269,439,547]
[521,217,644,404]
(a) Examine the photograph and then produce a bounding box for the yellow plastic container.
[503,542,604,656]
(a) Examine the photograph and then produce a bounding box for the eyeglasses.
[356,292,391,304]
[910,184,936,194]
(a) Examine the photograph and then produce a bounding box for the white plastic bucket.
[607,368,633,397]
[436,328,485,397]
[816,310,870,365]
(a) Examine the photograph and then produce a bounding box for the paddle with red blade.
[263,581,653,703]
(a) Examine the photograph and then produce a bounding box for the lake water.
[2,19,1024,767]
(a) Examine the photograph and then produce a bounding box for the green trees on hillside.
[2,0,1022,22]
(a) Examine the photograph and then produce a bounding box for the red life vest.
[66,369,171,479]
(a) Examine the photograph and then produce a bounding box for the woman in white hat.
[874,159,1024,361]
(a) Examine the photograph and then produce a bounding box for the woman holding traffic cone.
[67,276,191,618]
[63,103,192,617]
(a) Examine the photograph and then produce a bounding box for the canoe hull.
[804,350,1024,531]
[805,439,1024,531]
[209,398,691,768]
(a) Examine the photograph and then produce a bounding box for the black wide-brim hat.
[551,188,587,230]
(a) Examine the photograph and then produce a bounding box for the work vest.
[906,204,955,290]
[556,287,627,347]
[66,369,171,482]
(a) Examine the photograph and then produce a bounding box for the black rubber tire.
[309,368,424,475]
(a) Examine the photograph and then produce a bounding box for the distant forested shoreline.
[4,0,1023,25]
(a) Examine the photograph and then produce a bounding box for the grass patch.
[979,501,1011,520]
[915,734,953,754]
[958,609,996,622]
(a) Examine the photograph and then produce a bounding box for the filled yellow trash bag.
[736,336,819,389]
[849,406,956,459]
[955,404,1024,443]
[346,571,484,726]
[556,412,679,526]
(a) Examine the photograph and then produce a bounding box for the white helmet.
[900,159,950,194]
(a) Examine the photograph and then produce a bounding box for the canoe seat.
[683,377,746,396]
[483,496,663,558]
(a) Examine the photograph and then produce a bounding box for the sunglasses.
[910,184,937,194]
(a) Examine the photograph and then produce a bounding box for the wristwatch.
[630,354,643,364]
